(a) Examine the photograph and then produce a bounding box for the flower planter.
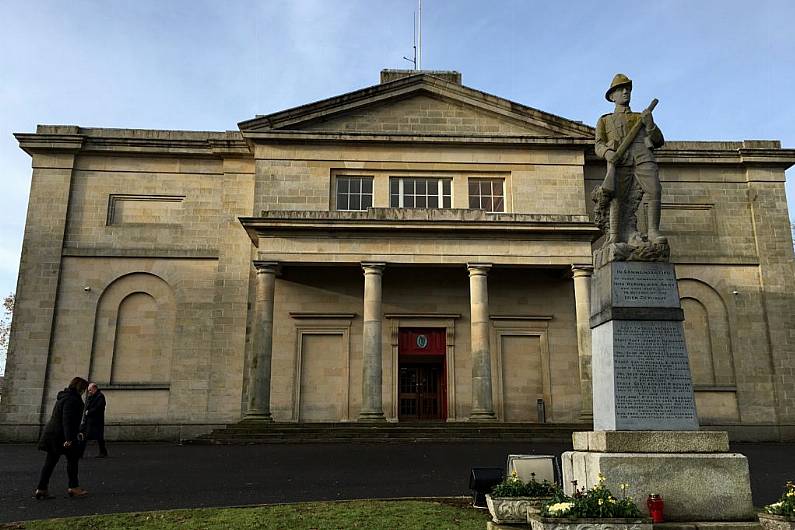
[758,513,795,530]
[485,495,552,524]
[527,514,652,530]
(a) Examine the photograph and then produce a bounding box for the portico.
[240,208,598,423]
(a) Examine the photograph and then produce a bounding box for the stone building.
[1,70,794,441]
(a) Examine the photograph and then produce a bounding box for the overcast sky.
[1,0,794,368]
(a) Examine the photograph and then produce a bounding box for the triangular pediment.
[239,74,593,139]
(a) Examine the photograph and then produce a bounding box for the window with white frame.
[468,178,505,212]
[389,177,452,209]
[336,176,373,211]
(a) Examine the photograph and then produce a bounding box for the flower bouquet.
[759,482,795,530]
[485,471,560,524]
[528,474,651,530]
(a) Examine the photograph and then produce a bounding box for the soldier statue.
[594,74,667,255]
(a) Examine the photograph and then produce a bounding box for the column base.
[469,410,497,421]
[242,412,273,423]
[358,411,386,422]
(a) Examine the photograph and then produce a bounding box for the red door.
[398,328,446,421]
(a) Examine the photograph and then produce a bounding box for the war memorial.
[560,74,755,523]
[1,70,794,454]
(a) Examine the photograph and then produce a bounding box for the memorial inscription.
[611,320,698,429]
[612,262,679,308]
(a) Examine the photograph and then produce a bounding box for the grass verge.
[6,499,491,530]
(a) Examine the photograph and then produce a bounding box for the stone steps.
[185,422,588,445]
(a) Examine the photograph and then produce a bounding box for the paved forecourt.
[0,442,793,524]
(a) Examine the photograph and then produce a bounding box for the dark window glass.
[417,195,426,208]
[468,179,504,212]
[417,179,427,195]
[428,196,438,208]
[362,194,372,209]
[391,194,399,207]
[405,195,415,208]
[390,179,399,194]
[443,196,451,208]
[336,176,373,210]
[443,180,451,195]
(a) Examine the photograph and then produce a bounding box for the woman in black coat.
[34,377,89,499]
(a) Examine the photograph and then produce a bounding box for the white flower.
[547,502,575,515]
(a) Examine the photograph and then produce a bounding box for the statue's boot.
[606,199,620,244]
[647,200,668,244]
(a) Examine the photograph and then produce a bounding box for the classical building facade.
[2,70,794,441]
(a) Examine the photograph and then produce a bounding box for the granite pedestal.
[563,262,755,522]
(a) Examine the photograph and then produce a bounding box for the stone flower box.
[528,514,652,530]
[758,513,795,530]
[485,495,551,524]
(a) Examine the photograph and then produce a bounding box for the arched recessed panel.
[678,278,739,424]
[90,272,176,386]
[111,292,159,383]
[682,298,715,386]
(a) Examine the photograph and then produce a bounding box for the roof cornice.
[15,127,252,159]
[15,132,84,155]
[239,208,600,245]
[241,130,592,147]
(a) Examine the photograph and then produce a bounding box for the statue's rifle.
[602,98,658,195]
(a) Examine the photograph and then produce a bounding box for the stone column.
[572,265,594,421]
[359,262,386,421]
[244,261,278,421]
[468,264,496,420]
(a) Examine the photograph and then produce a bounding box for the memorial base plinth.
[562,431,755,522]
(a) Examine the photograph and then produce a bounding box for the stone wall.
[0,136,255,441]
[254,143,587,216]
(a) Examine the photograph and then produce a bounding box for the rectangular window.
[389,177,452,209]
[336,176,373,211]
[468,179,504,212]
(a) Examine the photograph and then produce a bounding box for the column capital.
[571,264,594,278]
[467,263,492,276]
[361,262,386,274]
[254,261,280,274]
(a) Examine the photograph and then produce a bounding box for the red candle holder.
[647,493,664,523]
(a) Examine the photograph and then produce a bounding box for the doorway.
[397,328,446,421]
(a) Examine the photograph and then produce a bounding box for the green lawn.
[9,499,491,530]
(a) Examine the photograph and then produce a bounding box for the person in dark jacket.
[34,377,89,499]
[80,383,108,457]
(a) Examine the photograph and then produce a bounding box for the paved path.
[0,442,792,524]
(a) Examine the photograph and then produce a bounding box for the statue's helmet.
[605,73,633,102]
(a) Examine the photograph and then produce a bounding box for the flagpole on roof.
[418,0,422,70]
